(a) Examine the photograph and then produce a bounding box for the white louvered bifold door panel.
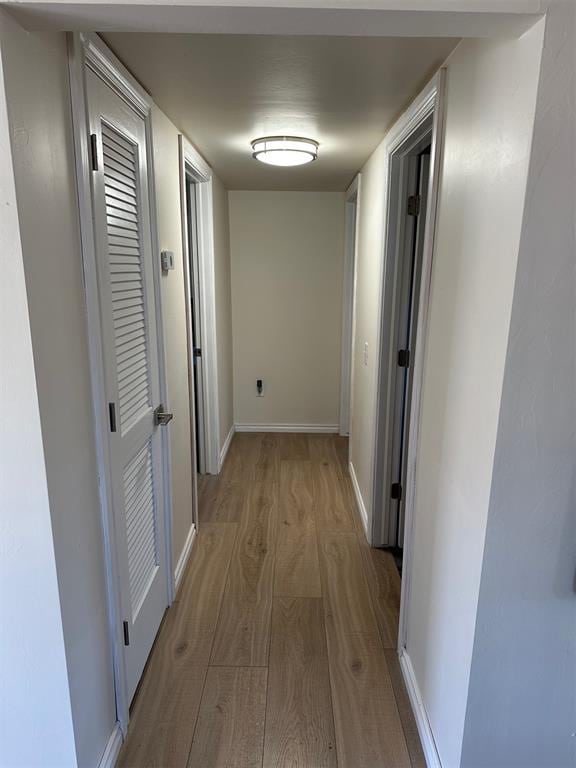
[123,441,158,619]
[87,68,168,705]
[102,123,152,435]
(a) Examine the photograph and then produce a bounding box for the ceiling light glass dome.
[251,136,319,167]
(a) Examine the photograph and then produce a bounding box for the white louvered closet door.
[87,69,168,703]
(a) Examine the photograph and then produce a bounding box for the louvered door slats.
[113,297,144,315]
[105,176,137,199]
[103,150,136,176]
[102,122,151,435]
[118,360,147,390]
[106,198,138,221]
[106,192,138,213]
[122,442,158,619]
[117,343,146,367]
[112,282,142,296]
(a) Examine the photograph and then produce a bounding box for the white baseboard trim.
[219,424,235,471]
[98,723,123,768]
[349,460,369,539]
[174,524,197,594]
[398,649,442,768]
[235,423,339,434]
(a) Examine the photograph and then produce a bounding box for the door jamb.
[375,125,433,548]
[178,135,221,477]
[68,32,174,733]
[339,174,361,437]
[370,70,447,650]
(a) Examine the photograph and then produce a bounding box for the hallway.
[118,433,424,768]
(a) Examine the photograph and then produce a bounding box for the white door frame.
[178,135,220,476]
[339,174,361,437]
[374,125,433,549]
[68,32,174,733]
[369,70,447,650]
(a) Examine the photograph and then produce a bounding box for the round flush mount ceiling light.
[251,136,319,167]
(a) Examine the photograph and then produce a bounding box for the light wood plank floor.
[118,433,425,768]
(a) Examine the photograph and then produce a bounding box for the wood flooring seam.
[260,583,275,768]
[313,510,341,768]
[184,521,240,768]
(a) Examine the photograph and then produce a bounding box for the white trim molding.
[397,69,447,653]
[174,524,197,594]
[399,650,442,768]
[97,724,123,768]
[365,69,447,652]
[219,424,235,471]
[235,423,339,434]
[82,35,151,117]
[348,461,369,538]
[371,71,441,548]
[178,134,221,476]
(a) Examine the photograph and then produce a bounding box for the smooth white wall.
[230,191,345,429]
[406,27,543,767]
[212,174,234,451]
[152,106,195,566]
[0,15,116,767]
[461,3,576,765]
[348,24,544,768]
[0,23,77,765]
[349,138,387,510]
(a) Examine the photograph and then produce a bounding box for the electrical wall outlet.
[256,379,264,397]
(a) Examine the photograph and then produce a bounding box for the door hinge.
[123,621,130,646]
[109,402,117,433]
[193,347,202,358]
[407,195,421,216]
[90,133,99,171]
[397,349,410,368]
[391,482,403,501]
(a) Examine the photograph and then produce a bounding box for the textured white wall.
[230,191,345,428]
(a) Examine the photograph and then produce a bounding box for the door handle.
[154,405,173,426]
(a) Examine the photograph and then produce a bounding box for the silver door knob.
[154,405,173,426]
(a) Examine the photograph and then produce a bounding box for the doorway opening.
[339,175,360,438]
[388,139,431,566]
[178,135,220,479]
[185,175,206,474]
[374,112,434,560]
[370,74,446,659]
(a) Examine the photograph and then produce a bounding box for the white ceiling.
[103,33,458,190]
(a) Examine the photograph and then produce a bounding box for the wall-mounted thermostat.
[161,250,175,272]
